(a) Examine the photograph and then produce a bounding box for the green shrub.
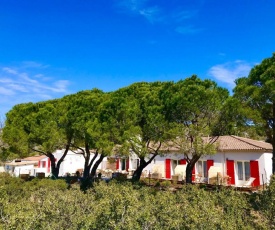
[160,180,171,187]
[257,175,275,229]
[0,175,272,229]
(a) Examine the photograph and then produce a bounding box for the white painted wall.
[262,152,272,184]
[131,151,272,186]
[13,165,34,177]
[53,149,106,176]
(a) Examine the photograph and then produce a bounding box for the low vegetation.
[0,172,274,229]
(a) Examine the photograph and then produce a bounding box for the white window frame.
[236,161,250,182]
[197,160,207,178]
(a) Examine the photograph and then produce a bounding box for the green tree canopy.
[161,76,229,183]
[234,52,275,174]
[3,100,73,178]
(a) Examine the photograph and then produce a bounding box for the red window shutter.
[226,160,235,185]
[165,159,171,179]
[179,159,187,165]
[207,160,214,177]
[38,161,41,168]
[47,158,51,173]
[192,165,195,182]
[116,159,120,170]
[250,160,260,186]
[126,159,130,171]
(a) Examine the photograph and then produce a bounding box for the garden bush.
[0,173,274,230]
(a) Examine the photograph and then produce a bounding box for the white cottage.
[4,155,46,177]
[35,149,108,177]
[120,136,272,187]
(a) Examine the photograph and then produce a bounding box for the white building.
[116,136,272,187]
[5,149,108,177]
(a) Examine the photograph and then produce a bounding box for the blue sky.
[0,0,275,117]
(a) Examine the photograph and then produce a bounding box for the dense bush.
[0,172,274,229]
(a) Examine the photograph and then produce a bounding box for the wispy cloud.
[0,62,71,116]
[139,6,161,23]
[208,60,253,89]
[175,25,203,34]
[172,10,198,22]
[116,0,161,23]
[115,0,203,34]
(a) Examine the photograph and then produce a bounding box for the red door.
[250,160,260,186]
[192,165,195,182]
[226,160,235,185]
[47,158,51,173]
[165,159,171,179]
[116,159,120,170]
[126,159,130,171]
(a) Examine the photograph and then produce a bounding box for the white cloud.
[2,67,18,75]
[0,62,71,116]
[208,61,253,88]
[0,86,15,96]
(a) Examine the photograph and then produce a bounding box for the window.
[41,161,46,168]
[197,160,207,177]
[136,159,140,168]
[121,159,126,170]
[237,161,250,181]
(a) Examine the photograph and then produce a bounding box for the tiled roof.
[5,161,38,166]
[217,135,272,151]
[23,155,47,161]
[156,135,272,152]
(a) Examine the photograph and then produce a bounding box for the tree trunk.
[132,163,146,181]
[48,141,71,179]
[132,154,157,182]
[185,163,194,184]
[90,154,105,179]
[83,165,92,179]
[48,153,59,179]
[185,155,200,184]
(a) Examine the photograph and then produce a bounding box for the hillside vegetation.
[0,173,274,230]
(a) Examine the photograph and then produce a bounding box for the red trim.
[207,160,214,177]
[226,160,235,185]
[250,160,260,186]
[126,159,129,171]
[165,159,171,179]
[179,159,186,165]
[47,158,51,173]
[192,165,195,181]
[116,159,120,170]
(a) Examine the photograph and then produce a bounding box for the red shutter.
[38,161,41,168]
[192,165,195,182]
[179,159,187,165]
[250,160,260,186]
[165,159,171,179]
[126,159,129,171]
[226,160,235,185]
[207,160,214,177]
[116,159,120,170]
[47,158,51,173]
